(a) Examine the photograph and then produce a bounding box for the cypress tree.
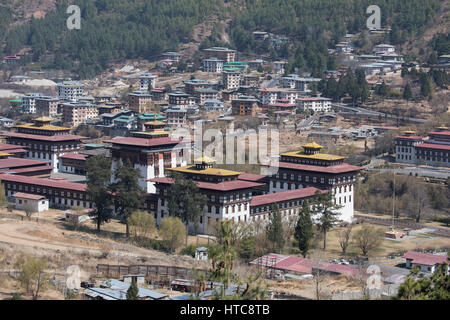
[294,201,314,258]
[403,83,413,101]
[126,279,139,300]
[266,204,285,253]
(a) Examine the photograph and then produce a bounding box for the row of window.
[275,173,356,184]
[6,183,89,200]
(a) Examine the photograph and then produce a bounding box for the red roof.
[403,251,448,266]
[0,174,87,192]
[237,173,266,182]
[375,126,399,130]
[0,144,29,151]
[150,177,264,191]
[415,143,450,151]
[394,135,423,140]
[104,136,182,147]
[60,153,88,160]
[12,192,46,200]
[275,161,361,174]
[268,103,296,108]
[0,165,53,174]
[3,132,86,142]
[3,148,28,154]
[0,158,50,170]
[251,187,320,207]
[428,131,450,136]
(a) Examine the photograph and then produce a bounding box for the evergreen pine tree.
[403,83,413,101]
[266,204,285,253]
[294,201,314,258]
[311,191,342,250]
[126,279,139,300]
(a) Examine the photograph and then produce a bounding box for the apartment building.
[202,58,224,73]
[222,70,241,90]
[57,81,85,100]
[203,47,236,62]
[62,101,99,127]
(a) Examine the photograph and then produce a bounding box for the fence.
[354,214,450,238]
[331,283,400,300]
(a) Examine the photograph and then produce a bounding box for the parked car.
[81,281,94,289]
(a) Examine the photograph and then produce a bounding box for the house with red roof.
[403,251,449,273]
[13,192,49,213]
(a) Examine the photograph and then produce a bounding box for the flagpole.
[392,169,395,230]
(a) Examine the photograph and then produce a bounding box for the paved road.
[354,214,450,238]
[366,166,450,179]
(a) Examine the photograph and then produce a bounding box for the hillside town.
[0,1,448,304]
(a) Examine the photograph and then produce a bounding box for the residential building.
[260,88,300,105]
[194,88,219,105]
[203,100,224,111]
[183,79,217,95]
[128,91,153,114]
[403,251,449,273]
[22,93,43,114]
[231,96,260,116]
[150,88,167,102]
[162,52,182,63]
[222,70,241,90]
[202,58,224,73]
[62,101,99,127]
[3,55,20,65]
[35,96,60,117]
[203,47,236,62]
[139,73,157,91]
[242,74,259,88]
[373,44,396,55]
[273,61,287,74]
[57,81,85,100]
[297,97,332,113]
[165,106,187,128]
[335,42,354,53]
[281,75,321,92]
[168,92,195,108]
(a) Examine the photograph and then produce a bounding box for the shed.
[123,274,146,285]
[13,192,49,213]
[195,247,208,261]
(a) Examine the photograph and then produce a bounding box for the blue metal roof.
[100,279,167,300]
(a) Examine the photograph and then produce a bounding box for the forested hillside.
[0,0,446,78]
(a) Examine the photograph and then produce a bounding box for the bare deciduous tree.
[337,225,353,255]
[353,226,383,257]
